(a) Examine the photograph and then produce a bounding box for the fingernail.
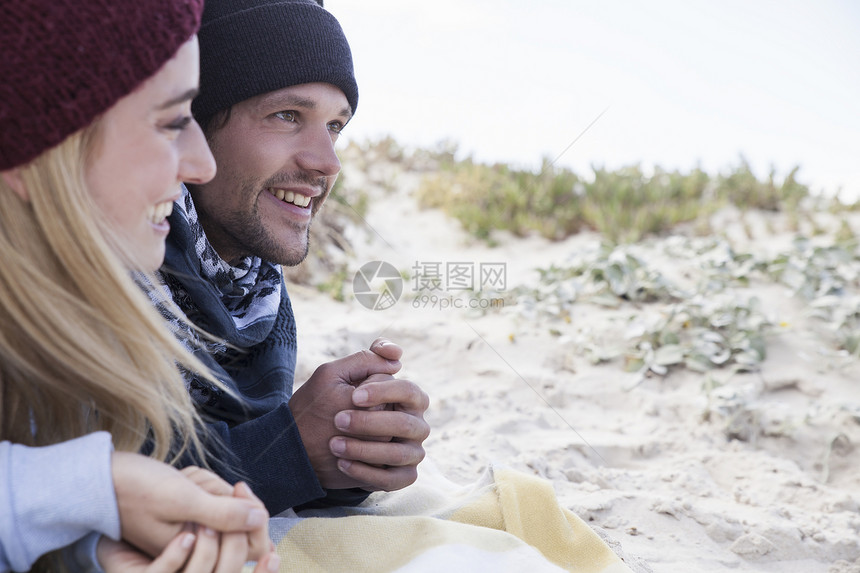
[181,533,196,549]
[378,340,392,347]
[246,508,267,528]
[268,554,281,572]
[330,437,346,455]
[353,388,369,405]
[203,526,217,537]
[334,411,350,430]
[338,459,352,472]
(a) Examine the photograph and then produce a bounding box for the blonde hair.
[0,118,217,462]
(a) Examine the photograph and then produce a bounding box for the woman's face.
[85,36,215,271]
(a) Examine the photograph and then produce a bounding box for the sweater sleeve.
[0,433,119,573]
[295,487,370,511]
[202,402,326,516]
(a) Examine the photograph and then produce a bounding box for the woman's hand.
[98,528,280,573]
[112,453,270,560]
[180,467,274,561]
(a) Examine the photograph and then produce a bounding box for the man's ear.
[1,168,29,202]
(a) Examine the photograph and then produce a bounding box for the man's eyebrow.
[258,92,353,121]
[156,88,199,111]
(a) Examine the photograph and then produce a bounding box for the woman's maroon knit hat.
[0,0,205,170]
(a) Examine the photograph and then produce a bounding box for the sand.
[287,147,860,573]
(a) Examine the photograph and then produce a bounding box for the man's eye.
[274,110,296,122]
[328,121,344,134]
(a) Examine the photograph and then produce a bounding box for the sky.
[326,0,859,199]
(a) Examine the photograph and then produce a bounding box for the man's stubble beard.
[190,185,314,267]
[249,207,312,267]
[280,222,312,268]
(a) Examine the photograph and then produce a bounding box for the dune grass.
[412,144,843,244]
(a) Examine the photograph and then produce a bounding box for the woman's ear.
[0,168,29,202]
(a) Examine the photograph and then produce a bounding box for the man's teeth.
[149,201,174,224]
[271,188,311,208]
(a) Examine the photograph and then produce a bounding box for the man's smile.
[266,187,312,208]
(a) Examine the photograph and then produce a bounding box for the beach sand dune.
[288,148,860,573]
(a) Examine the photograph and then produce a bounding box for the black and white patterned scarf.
[173,187,282,335]
[152,185,298,435]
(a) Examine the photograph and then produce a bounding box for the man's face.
[190,82,351,265]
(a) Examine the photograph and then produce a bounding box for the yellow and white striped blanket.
[260,463,633,572]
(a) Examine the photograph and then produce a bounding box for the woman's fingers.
[100,523,277,573]
[181,526,220,572]
[252,551,282,573]
[212,530,248,573]
[145,532,197,573]
[180,466,234,496]
[232,481,271,561]
[99,530,196,573]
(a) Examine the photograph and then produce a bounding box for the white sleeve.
[0,432,119,572]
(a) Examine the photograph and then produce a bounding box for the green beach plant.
[580,165,713,244]
[622,293,769,379]
[418,157,584,244]
[520,241,774,380]
[416,152,811,245]
[715,160,807,212]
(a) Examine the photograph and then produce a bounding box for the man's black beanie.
[192,0,358,127]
